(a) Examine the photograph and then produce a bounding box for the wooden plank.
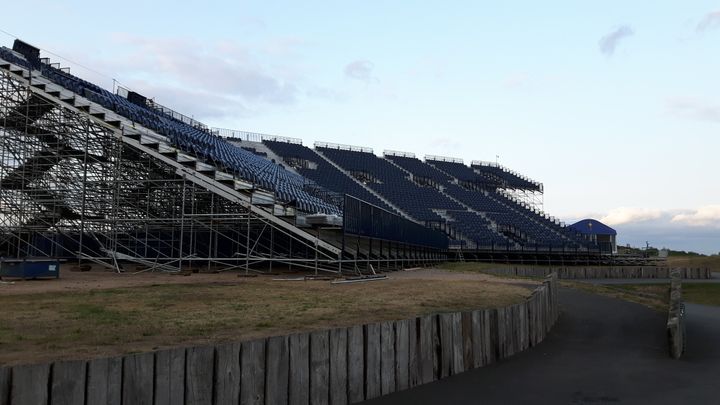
[154,348,185,405]
[520,301,530,351]
[241,339,266,405]
[215,343,241,405]
[417,315,435,384]
[394,320,410,392]
[379,321,396,395]
[527,294,538,347]
[470,311,483,368]
[11,364,49,405]
[0,366,10,405]
[185,346,215,405]
[507,306,516,357]
[346,326,364,404]
[407,319,419,388]
[451,313,465,375]
[50,360,86,405]
[86,357,122,405]
[122,352,154,405]
[496,307,507,359]
[509,305,519,357]
[310,330,330,405]
[461,312,473,370]
[265,337,289,405]
[438,313,453,378]
[329,328,348,405]
[289,333,310,405]
[484,309,497,365]
[364,323,381,400]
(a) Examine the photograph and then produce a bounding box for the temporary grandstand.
[0,38,610,273]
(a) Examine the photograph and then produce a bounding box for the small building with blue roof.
[568,219,617,253]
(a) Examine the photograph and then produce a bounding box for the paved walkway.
[364,288,720,404]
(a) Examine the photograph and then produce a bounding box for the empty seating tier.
[318,147,465,223]
[0,47,340,215]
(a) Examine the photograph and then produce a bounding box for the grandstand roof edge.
[425,154,464,164]
[314,141,373,154]
[383,150,416,158]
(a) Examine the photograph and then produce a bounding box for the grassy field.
[666,255,720,272]
[438,262,514,273]
[0,274,529,365]
[560,282,670,312]
[581,282,720,311]
[607,283,720,307]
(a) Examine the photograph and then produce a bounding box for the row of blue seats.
[318,147,464,223]
[0,47,341,215]
[263,140,395,212]
[386,154,593,249]
[445,210,511,246]
[471,163,540,191]
[385,155,453,184]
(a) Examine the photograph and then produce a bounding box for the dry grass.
[437,262,533,278]
[561,281,669,312]
[666,255,720,272]
[0,274,529,365]
[593,282,720,308]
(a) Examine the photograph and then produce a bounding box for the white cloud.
[599,25,634,56]
[344,60,376,82]
[563,206,719,254]
[600,207,664,225]
[671,205,720,227]
[42,34,329,122]
[697,11,720,32]
[666,97,720,123]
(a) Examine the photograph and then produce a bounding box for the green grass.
[683,284,720,306]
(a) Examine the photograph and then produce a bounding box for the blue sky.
[1,1,718,253]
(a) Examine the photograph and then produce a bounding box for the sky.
[1,1,718,253]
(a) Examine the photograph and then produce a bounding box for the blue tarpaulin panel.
[0,259,60,279]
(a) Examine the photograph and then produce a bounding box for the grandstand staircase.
[0,58,343,263]
[314,148,413,221]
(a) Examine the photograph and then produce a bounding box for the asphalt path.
[364,288,720,404]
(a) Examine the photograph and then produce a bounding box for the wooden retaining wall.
[481,266,712,280]
[667,269,685,359]
[0,275,559,405]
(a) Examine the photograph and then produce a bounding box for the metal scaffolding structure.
[0,67,347,273]
[0,60,447,275]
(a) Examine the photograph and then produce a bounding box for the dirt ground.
[0,266,533,366]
